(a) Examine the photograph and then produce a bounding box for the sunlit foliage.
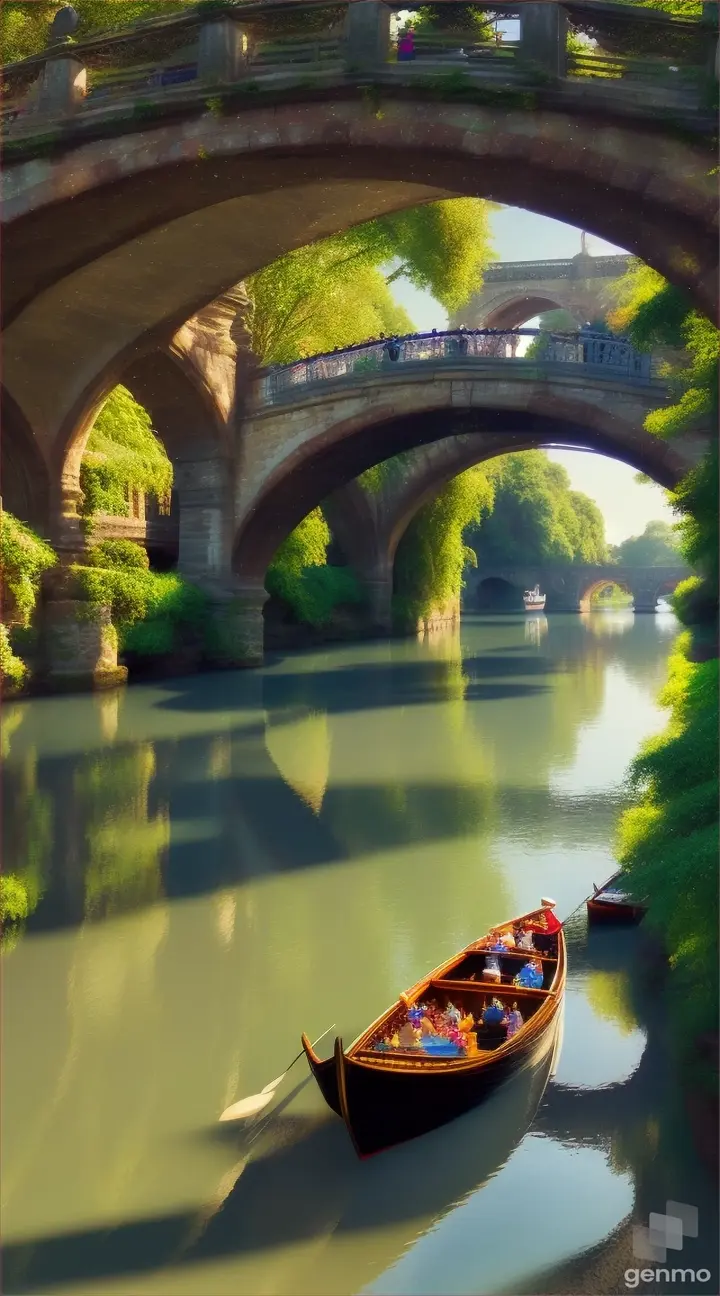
[81,386,172,522]
[394,466,496,626]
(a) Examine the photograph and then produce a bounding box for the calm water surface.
[2,612,717,1296]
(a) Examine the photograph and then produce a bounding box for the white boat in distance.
[523,586,546,612]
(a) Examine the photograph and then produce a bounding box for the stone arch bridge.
[451,252,631,331]
[463,564,688,614]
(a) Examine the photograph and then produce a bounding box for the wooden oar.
[218,1025,336,1122]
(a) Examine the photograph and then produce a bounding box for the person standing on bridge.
[397,27,415,61]
[384,337,401,362]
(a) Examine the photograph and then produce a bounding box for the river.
[2,611,717,1296]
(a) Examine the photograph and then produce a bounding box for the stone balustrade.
[255,328,656,407]
[1,0,716,137]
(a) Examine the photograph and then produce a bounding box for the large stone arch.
[232,368,696,586]
[2,96,716,484]
[322,428,693,626]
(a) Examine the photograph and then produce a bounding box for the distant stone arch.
[578,577,634,611]
[475,576,521,611]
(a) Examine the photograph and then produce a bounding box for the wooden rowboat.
[302,901,565,1157]
[587,871,646,925]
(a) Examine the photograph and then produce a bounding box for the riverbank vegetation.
[467,451,608,568]
[609,260,718,1086]
[610,520,684,566]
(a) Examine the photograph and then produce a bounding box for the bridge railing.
[0,0,715,139]
[256,329,655,406]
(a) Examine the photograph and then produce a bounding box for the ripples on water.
[1,612,716,1295]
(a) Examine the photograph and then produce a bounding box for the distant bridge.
[463,564,689,613]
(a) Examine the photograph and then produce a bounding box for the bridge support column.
[174,453,234,588]
[364,566,394,635]
[40,472,128,692]
[207,584,267,667]
[631,583,659,613]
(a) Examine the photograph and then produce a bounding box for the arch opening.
[474,576,521,612]
[62,351,227,573]
[233,400,687,588]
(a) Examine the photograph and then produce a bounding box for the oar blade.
[260,1074,285,1095]
[219,1090,274,1122]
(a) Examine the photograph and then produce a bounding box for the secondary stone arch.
[578,576,634,610]
[58,348,230,576]
[467,291,579,331]
[232,377,694,586]
[3,97,716,484]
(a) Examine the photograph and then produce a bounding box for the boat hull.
[336,1021,558,1157]
[524,600,546,612]
[587,871,646,925]
[587,896,645,924]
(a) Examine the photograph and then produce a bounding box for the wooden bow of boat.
[302,902,566,1156]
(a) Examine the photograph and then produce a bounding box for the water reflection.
[2,612,715,1296]
[525,613,548,645]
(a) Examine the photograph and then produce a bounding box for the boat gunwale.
[344,907,566,1072]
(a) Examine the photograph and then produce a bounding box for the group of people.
[373,995,526,1057]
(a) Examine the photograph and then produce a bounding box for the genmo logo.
[624,1201,711,1289]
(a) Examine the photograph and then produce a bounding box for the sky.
[389,208,676,547]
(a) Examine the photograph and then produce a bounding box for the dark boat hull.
[587,871,646,925]
[587,896,645,924]
[336,1024,556,1157]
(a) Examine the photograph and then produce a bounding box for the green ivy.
[393,466,495,626]
[80,385,172,525]
[0,511,56,628]
[265,508,364,627]
[72,540,209,656]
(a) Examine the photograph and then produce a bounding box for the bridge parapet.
[1,0,715,140]
[255,328,656,407]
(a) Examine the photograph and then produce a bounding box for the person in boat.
[525,899,561,954]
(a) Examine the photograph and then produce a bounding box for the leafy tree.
[249,199,494,363]
[249,252,413,366]
[613,520,684,566]
[265,509,364,627]
[81,386,172,523]
[611,257,718,1091]
[393,466,496,626]
[467,451,609,567]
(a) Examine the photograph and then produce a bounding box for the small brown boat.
[587,871,646,924]
[302,901,565,1157]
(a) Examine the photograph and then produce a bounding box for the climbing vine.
[0,510,57,689]
[266,509,364,627]
[393,466,496,627]
[80,386,172,525]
